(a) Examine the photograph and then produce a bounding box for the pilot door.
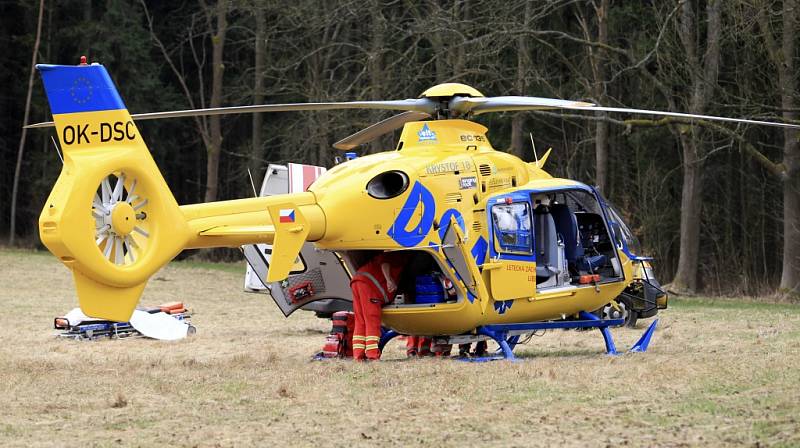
[485,194,537,300]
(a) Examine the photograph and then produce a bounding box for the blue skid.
[378,328,400,352]
[467,311,658,361]
[379,314,658,362]
[630,319,659,353]
[465,311,623,361]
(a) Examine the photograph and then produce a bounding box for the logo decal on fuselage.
[459,176,477,190]
[417,123,437,142]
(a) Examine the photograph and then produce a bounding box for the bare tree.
[202,0,229,202]
[586,0,610,192]
[670,0,722,294]
[368,0,388,153]
[251,3,267,186]
[9,0,45,245]
[754,0,800,297]
[509,1,533,158]
[140,0,229,202]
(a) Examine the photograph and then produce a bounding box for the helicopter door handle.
[482,262,503,270]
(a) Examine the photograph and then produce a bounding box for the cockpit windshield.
[603,201,642,256]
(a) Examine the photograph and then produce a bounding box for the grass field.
[1,248,799,447]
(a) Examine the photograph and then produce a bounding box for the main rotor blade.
[452,96,594,115]
[333,111,432,150]
[571,105,800,130]
[470,96,800,129]
[24,98,438,129]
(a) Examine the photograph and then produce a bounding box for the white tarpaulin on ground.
[129,310,189,341]
[63,307,100,327]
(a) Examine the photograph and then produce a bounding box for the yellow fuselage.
[305,119,632,335]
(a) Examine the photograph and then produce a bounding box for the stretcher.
[54,302,194,341]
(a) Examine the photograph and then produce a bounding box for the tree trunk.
[670,0,721,294]
[672,132,704,292]
[452,1,469,77]
[592,0,609,192]
[368,1,386,153]
[251,5,266,187]
[9,0,45,245]
[204,0,228,203]
[509,1,532,158]
[778,0,799,296]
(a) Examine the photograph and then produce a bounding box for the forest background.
[0,0,798,298]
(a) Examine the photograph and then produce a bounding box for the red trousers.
[406,336,432,356]
[351,280,384,360]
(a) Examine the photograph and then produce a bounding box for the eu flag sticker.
[70,76,94,105]
[279,209,296,223]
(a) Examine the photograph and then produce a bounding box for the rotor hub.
[419,83,484,99]
[110,202,136,236]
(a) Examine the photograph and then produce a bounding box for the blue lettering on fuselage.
[438,208,465,241]
[388,181,436,247]
[494,300,514,314]
[471,236,488,266]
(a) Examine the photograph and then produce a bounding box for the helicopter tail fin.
[38,62,191,321]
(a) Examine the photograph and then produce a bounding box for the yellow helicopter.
[31,60,800,359]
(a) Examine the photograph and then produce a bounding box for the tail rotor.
[92,172,151,266]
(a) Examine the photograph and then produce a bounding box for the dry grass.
[1,248,799,447]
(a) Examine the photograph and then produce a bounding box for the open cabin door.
[243,163,350,317]
[244,243,351,317]
[485,194,537,300]
[441,217,489,313]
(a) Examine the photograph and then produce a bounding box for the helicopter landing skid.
[377,312,658,362]
[466,311,659,361]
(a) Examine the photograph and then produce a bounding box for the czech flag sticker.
[279,208,295,223]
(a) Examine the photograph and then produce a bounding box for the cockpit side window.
[491,202,532,254]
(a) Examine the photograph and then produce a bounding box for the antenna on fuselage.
[529,132,539,164]
[50,135,63,164]
[246,168,259,198]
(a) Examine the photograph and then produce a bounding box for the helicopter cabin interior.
[340,249,467,308]
[488,188,624,292]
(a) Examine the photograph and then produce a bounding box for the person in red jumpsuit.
[351,251,408,361]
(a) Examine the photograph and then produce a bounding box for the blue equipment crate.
[415,275,444,303]
[416,293,444,304]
